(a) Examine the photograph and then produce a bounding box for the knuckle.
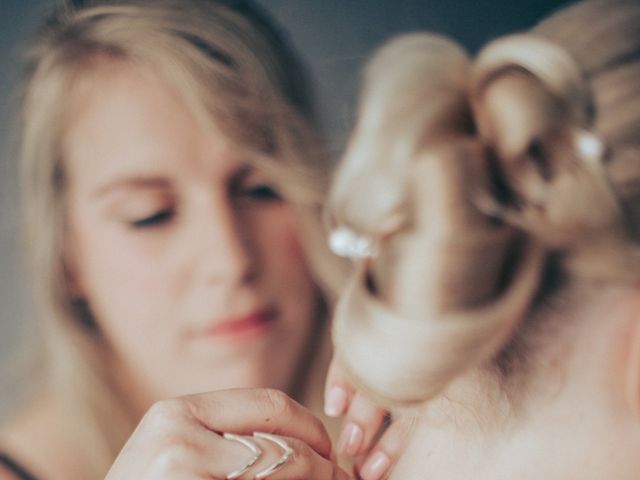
[144,398,192,432]
[151,444,193,474]
[260,388,292,418]
[303,417,329,450]
[307,414,326,438]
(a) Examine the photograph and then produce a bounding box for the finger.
[326,358,390,457]
[324,356,356,418]
[242,434,351,480]
[136,415,260,480]
[357,416,414,480]
[143,427,347,480]
[181,388,333,460]
[337,392,388,458]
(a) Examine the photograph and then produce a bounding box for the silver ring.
[223,433,262,480]
[253,432,293,479]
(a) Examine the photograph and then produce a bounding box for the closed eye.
[129,209,174,228]
[241,184,282,202]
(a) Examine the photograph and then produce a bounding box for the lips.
[200,308,275,341]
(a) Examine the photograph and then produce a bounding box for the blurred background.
[0,0,571,407]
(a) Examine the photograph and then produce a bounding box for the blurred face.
[63,62,319,413]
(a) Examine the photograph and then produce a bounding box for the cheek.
[260,213,313,285]
[256,212,318,323]
[69,210,180,336]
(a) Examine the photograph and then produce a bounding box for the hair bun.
[469,33,632,261]
[329,22,640,406]
[328,33,550,406]
[328,33,470,237]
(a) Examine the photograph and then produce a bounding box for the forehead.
[63,60,241,192]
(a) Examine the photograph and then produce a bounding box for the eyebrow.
[228,164,256,187]
[92,176,172,198]
[91,164,258,199]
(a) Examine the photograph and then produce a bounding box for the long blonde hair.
[18,0,341,475]
[329,0,640,406]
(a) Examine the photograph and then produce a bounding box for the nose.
[195,196,256,285]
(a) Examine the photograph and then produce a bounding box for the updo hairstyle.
[329,0,640,406]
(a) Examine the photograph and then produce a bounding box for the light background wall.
[0,0,570,405]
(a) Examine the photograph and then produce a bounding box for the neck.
[389,285,640,479]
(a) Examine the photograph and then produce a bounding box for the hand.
[324,358,410,480]
[106,388,350,479]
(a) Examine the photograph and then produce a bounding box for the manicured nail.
[338,422,363,457]
[324,386,348,417]
[360,451,391,480]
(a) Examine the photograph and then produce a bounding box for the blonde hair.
[18,0,341,475]
[329,0,640,406]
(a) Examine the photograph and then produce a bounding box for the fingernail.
[360,451,391,480]
[338,422,363,457]
[324,386,348,417]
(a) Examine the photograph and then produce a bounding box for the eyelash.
[240,184,281,202]
[128,184,280,229]
[130,209,174,229]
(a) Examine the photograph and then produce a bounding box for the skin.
[387,288,640,479]
[1,53,399,480]
[63,60,320,416]
[0,59,330,480]
[324,138,640,479]
[105,389,350,479]
[323,62,640,479]
[324,359,411,480]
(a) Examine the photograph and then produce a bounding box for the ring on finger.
[223,433,262,480]
[253,432,293,479]
[223,432,293,480]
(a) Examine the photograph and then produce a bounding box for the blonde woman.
[0,0,393,478]
[326,0,640,478]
